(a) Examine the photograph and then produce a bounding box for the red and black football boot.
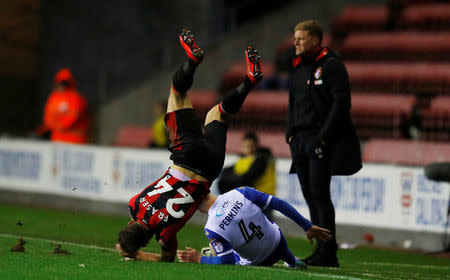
[245,46,263,84]
[179,29,204,64]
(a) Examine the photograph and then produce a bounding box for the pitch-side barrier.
[0,138,448,235]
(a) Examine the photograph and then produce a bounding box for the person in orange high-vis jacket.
[39,68,89,144]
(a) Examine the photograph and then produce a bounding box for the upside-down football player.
[115,29,263,262]
[177,187,331,268]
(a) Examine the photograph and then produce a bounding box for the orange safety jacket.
[42,68,89,144]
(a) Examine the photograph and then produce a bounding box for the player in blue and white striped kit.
[177,187,331,268]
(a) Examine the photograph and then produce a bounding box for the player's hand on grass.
[115,243,124,255]
[306,225,332,245]
[177,246,201,263]
[115,243,137,261]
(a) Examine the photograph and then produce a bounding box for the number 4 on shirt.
[238,219,264,243]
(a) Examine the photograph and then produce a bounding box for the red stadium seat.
[114,125,152,148]
[188,89,218,119]
[363,139,450,166]
[351,94,416,139]
[338,32,450,61]
[420,96,450,141]
[352,93,415,114]
[346,62,450,95]
[399,3,450,30]
[227,90,288,130]
[238,90,288,121]
[226,129,290,158]
[428,96,450,113]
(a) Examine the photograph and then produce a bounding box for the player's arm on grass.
[116,247,176,262]
[135,246,176,262]
[177,229,236,265]
[116,235,177,262]
[236,187,332,244]
[138,235,177,262]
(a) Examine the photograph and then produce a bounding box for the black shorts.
[165,108,227,181]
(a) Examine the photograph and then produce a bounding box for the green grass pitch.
[0,203,449,280]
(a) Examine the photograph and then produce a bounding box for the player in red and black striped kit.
[116,29,263,262]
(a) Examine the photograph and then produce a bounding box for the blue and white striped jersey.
[204,187,281,265]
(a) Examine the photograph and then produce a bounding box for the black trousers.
[289,131,338,255]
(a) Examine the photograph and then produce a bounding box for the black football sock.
[219,77,254,115]
[171,59,198,94]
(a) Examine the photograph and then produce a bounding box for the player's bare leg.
[204,46,263,126]
[167,29,204,113]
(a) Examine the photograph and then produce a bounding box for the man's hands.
[308,136,326,160]
[177,246,201,263]
[305,225,332,245]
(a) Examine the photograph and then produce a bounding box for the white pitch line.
[357,261,450,270]
[303,272,363,280]
[347,272,403,280]
[2,234,447,280]
[2,234,360,280]
[0,233,116,252]
[246,265,363,280]
[342,270,446,280]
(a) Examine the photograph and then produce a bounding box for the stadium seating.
[363,138,450,166]
[338,32,450,61]
[220,62,275,94]
[351,94,416,139]
[188,89,288,130]
[401,0,449,3]
[114,125,152,148]
[399,3,450,30]
[191,89,419,140]
[219,90,417,140]
[346,62,450,95]
[226,129,290,158]
[183,89,288,131]
[420,96,450,142]
[215,0,450,160]
[332,6,388,37]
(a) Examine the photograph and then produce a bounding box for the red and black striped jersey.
[128,169,210,245]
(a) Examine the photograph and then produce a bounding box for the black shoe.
[304,253,339,268]
[179,29,204,64]
[301,252,316,263]
[245,46,263,84]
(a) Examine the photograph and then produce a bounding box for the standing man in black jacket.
[286,20,362,267]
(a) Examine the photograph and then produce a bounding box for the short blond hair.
[294,20,323,43]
